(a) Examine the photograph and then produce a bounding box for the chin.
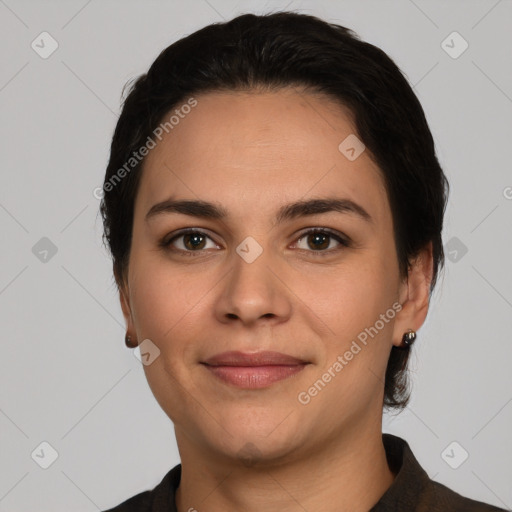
[212,431,303,469]
[205,413,304,462]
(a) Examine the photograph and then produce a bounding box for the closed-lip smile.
[201,350,310,389]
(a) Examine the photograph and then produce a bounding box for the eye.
[160,229,219,255]
[293,228,350,256]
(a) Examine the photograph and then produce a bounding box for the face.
[120,88,423,466]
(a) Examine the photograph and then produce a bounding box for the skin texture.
[119,88,433,512]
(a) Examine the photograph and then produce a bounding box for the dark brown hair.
[100,11,449,411]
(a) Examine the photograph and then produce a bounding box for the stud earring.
[401,329,416,347]
[125,334,137,348]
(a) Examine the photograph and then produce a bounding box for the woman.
[100,11,505,512]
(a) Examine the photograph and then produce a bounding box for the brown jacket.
[103,434,508,511]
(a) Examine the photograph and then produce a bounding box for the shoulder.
[428,479,508,511]
[375,434,507,511]
[102,490,152,512]
[101,464,181,512]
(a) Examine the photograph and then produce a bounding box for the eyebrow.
[145,197,373,225]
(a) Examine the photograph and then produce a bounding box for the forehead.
[135,88,389,224]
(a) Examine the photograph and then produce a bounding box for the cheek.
[129,257,211,415]
[296,264,395,413]
[295,254,396,381]
[128,251,219,368]
[305,260,389,332]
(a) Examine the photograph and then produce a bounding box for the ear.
[392,241,434,348]
[119,282,136,342]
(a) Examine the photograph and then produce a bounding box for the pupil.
[309,233,328,250]
[185,233,205,250]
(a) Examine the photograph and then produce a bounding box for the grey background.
[1,0,511,510]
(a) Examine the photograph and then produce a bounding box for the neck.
[175,419,396,512]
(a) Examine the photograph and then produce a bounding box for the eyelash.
[159,227,351,257]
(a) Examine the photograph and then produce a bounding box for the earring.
[402,329,416,347]
[125,334,137,348]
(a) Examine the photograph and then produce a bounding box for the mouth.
[201,351,310,389]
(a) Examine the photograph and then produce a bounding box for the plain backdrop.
[0,0,511,510]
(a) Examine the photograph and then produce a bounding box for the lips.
[201,351,309,389]
[202,350,308,367]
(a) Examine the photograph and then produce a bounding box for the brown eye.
[294,228,350,255]
[306,232,330,250]
[161,229,218,255]
[182,232,207,250]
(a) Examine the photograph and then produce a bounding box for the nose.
[213,242,292,327]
